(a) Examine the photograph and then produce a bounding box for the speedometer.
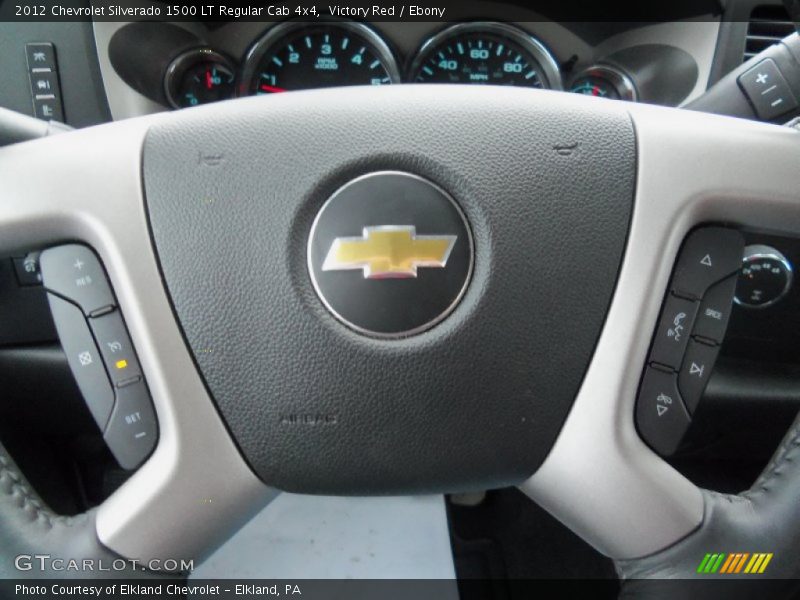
[409,22,562,89]
[241,21,401,94]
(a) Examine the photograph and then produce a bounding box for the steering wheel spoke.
[522,104,800,559]
[0,117,273,565]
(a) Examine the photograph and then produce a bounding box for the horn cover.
[143,86,635,494]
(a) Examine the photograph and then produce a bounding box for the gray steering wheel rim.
[0,88,799,570]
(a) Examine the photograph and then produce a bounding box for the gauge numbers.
[410,23,561,90]
[243,22,401,94]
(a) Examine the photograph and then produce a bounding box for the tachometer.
[241,21,400,94]
[409,22,562,89]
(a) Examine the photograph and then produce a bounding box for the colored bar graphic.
[745,554,760,574]
[719,553,736,573]
[701,554,719,574]
[700,552,774,575]
[759,553,773,574]
[711,553,725,573]
[735,553,750,573]
[697,554,712,573]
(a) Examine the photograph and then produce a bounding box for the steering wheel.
[1,85,800,597]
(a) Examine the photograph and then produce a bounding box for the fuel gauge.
[569,65,637,102]
[165,49,236,109]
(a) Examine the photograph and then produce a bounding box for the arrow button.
[636,367,691,457]
[678,339,720,414]
[672,227,744,300]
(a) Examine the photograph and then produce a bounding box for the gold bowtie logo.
[322,226,457,279]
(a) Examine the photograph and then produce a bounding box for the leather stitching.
[616,416,800,583]
[0,447,77,531]
[745,415,800,499]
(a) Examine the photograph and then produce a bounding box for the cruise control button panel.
[636,226,743,456]
[42,243,157,470]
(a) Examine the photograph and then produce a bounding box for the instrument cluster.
[163,20,638,109]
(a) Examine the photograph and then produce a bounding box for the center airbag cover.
[143,86,635,494]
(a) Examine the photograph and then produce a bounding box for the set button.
[103,381,157,470]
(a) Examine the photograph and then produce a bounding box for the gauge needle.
[260,84,287,93]
[206,70,214,90]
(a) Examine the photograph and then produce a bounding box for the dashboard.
[92,17,721,120]
[170,20,565,106]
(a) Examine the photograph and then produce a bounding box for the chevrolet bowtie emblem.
[322,225,457,279]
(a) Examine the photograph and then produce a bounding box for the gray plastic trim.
[92,22,168,120]
[2,88,800,564]
[0,115,275,564]
[592,20,720,106]
[522,101,800,559]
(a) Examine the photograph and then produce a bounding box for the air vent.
[745,5,795,62]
